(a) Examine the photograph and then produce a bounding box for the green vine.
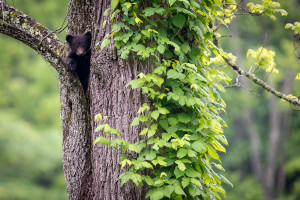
[94,0,233,199]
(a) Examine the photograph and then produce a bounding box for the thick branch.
[223,57,300,106]
[0,1,67,74]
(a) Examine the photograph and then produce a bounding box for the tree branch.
[223,56,300,107]
[0,1,67,74]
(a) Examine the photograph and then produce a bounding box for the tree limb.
[0,1,67,74]
[223,56,300,107]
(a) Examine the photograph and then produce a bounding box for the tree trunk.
[61,0,150,199]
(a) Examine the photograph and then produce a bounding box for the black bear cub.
[66,32,92,93]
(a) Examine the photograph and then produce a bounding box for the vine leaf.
[168,0,177,6]
[111,0,119,11]
[172,14,186,29]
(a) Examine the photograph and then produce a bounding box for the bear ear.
[85,32,92,40]
[66,35,73,43]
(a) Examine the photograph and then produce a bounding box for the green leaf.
[100,38,110,50]
[164,185,175,198]
[188,186,201,197]
[162,132,171,141]
[191,140,206,153]
[177,148,188,158]
[166,41,180,52]
[144,176,155,186]
[103,8,110,17]
[131,117,140,126]
[182,177,190,188]
[220,174,233,187]
[146,151,157,160]
[168,0,177,6]
[151,110,160,120]
[167,69,182,79]
[166,125,178,133]
[212,140,226,152]
[148,188,164,200]
[151,124,158,130]
[187,149,197,157]
[181,42,190,54]
[148,129,156,138]
[143,7,156,17]
[174,167,185,178]
[157,156,167,166]
[174,185,186,195]
[186,168,201,178]
[103,124,111,133]
[94,136,109,144]
[111,0,119,11]
[158,107,169,114]
[95,124,105,133]
[94,113,103,122]
[128,144,138,153]
[168,117,178,126]
[140,128,149,135]
[177,113,190,123]
[157,44,166,54]
[142,161,153,169]
[208,145,219,160]
[175,160,186,171]
[172,14,186,29]
[160,119,169,130]
[141,30,151,38]
[190,178,201,186]
[150,74,164,87]
[110,128,121,135]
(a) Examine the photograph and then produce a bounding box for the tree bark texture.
[62,0,151,199]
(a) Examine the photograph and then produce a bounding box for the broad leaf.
[111,0,119,11]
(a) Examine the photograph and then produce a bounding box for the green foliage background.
[0,0,67,199]
[1,0,300,200]
[219,1,300,200]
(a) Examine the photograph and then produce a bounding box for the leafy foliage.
[95,1,232,199]
[94,0,297,199]
[0,0,67,198]
[285,22,300,35]
[247,47,277,73]
[247,0,287,20]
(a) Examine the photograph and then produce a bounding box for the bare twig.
[42,56,59,80]
[292,34,300,59]
[223,56,300,107]
[219,35,232,38]
[39,10,69,45]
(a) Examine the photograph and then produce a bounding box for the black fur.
[66,32,92,93]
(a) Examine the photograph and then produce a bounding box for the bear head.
[66,32,92,56]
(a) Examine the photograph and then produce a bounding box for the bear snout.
[76,47,86,56]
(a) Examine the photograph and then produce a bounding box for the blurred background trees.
[0,0,67,199]
[0,0,299,199]
[220,1,300,200]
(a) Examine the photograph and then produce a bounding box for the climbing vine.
[95,0,232,199]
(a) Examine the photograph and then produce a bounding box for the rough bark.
[89,1,151,198]
[59,0,95,199]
